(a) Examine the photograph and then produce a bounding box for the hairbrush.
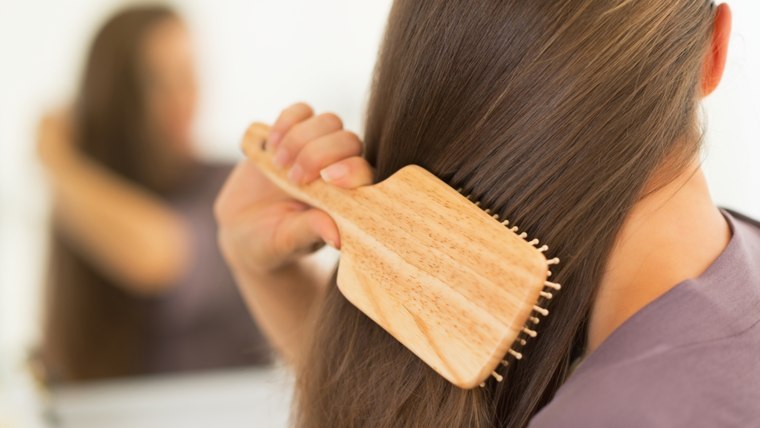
[241,123,560,389]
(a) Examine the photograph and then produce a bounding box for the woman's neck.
[586,160,731,355]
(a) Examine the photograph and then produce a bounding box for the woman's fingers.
[320,156,376,189]
[217,104,373,276]
[268,102,314,151]
[272,112,343,168]
[287,131,363,185]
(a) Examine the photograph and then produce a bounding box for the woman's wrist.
[48,149,86,179]
[229,255,303,287]
[228,248,327,297]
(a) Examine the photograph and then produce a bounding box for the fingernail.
[273,148,290,167]
[288,164,304,184]
[320,163,348,182]
[268,131,282,150]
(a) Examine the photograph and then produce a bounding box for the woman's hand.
[37,109,78,173]
[215,102,375,276]
[214,102,374,362]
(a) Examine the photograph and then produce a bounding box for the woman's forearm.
[50,155,191,295]
[229,253,334,365]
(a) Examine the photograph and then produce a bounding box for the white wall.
[702,1,760,215]
[1,0,758,423]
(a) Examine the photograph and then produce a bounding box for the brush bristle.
[454,186,562,388]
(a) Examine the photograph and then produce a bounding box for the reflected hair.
[41,4,178,382]
[295,0,715,426]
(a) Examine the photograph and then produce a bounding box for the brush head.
[242,123,552,389]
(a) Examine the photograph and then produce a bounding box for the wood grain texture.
[241,123,549,388]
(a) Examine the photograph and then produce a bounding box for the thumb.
[275,208,341,257]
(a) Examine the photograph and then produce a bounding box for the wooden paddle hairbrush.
[241,122,561,389]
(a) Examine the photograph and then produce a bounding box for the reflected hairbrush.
[241,123,561,389]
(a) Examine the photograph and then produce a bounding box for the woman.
[38,5,271,382]
[217,1,759,426]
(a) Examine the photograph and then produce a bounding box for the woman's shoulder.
[726,208,760,247]
[530,324,760,427]
[169,160,234,203]
[197,160,236,186]
[529,334,760,427]
[529,208,760,428]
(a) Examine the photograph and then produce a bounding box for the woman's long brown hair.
[295,1,716,426]
[41,5,182,382]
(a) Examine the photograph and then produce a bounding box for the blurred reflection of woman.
[36,5,271,382]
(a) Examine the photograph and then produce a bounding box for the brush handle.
[241,123,553,390]
[240,122,358,223]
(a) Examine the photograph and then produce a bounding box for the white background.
[1,0,758,426]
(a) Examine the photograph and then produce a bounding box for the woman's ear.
[701,3,732,97]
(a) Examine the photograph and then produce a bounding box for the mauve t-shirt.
[143,163,272,374]
[528,208,760,427]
